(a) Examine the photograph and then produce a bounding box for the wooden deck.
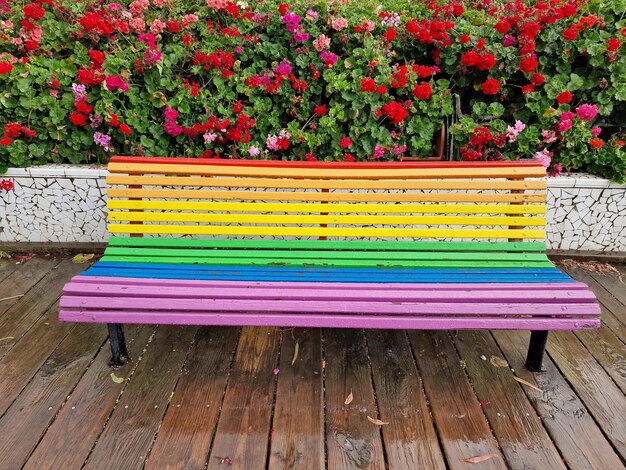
[0,255,624,470]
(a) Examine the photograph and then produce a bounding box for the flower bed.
[0,0,624,180]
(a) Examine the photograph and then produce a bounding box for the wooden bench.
[59,156,601,371]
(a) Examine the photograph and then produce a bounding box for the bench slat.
[63,283,597,303]
[108,224,545,239]
[107,213,546,227]
[106,175,547,191]
[107,201,547,215]
[108,162,547,179]
[108,188,546,203]
[60,296,600,316]
[107,237,548,252]
[58,310,600,330]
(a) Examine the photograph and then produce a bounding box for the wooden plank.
[0,258,87,359]
[407,331,506,469]
[324,328,385,470]
[107,237,548,252]
[206,327,280,470]
[23,324,155,470]
[268,328,324,469]
[547,330,626,459]
[0,323,106,469]
[106,174,547,191]
[493,330,625,470]
[108,224,546,240]
[588,266,626,313]
[107,211,546,227]
[82,325,198,470]
[366,330,446,469]
[59,309,600,330]
[108,161,547,179]
[108,187,547,203]
[559,264,626,341]
[0,305,74,416]
[0,256,59,319]
[144,327,240,470]
[0,257,19,283]
[452,331,566,469]
[575,325,626,394]
[108,200,547,215]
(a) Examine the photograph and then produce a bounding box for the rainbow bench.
[59,156,601,371]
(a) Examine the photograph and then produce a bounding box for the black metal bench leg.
[107,323,129,366]
[525,330,549,372]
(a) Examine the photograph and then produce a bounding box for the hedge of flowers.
[0,0,624,181]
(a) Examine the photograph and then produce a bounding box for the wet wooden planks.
[0,256,623,469]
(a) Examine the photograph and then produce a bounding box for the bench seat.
[59,157,601,371]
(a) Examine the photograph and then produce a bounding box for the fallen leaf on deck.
[110,373,125,384]
[464,453,498,463]
[0,251,9,259]
[513,375,542,393]
[73,253,95,264]
[344,390,353,405]
[490,355,508,368]
[367,416,388,426]
[291,340,299,365]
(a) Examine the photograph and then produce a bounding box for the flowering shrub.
[0,0,624,181]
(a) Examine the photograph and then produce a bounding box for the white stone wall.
[0,165,624,251]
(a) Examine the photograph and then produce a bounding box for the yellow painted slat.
[108,211,546,227]
[105,175,547,191]
[107,200,547,215]
[107,188,546,203]
[108,162,546,179]
[108,223,545,239]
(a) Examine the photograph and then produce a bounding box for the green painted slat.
[107,237,546,253]
[100,255,554,269]
[103,247,549,263]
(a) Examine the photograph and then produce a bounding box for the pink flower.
[503,34,516,47]
[248,146,260,156]
[550,163,563,177]
[275,60,292,75]
[373,145,385,159]
[105,75,128,92]
[150,19,166,34]
[534,148,553,168]
[541,130,557,143]
[506,120,526,143]
[313,34,330,52]
[129,18,146,33]
[320,51,338,66]
[306,9,318,21]
[203,132,217,143]
[576,104,598,122]
[206,0,229,8]
[561,111,575,121]
[164,107,179,121]
[331,18,348,31]
[591,126,602,136]
[557,119,573,133]
[164,121,183,136]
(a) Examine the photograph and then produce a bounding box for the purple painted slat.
[69,275,591,291]
[62,283,598,303]
[59,296,600,316]
[58,310,601,330]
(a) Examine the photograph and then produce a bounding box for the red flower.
[607,38,621,52]
[381,100,408,125]
[108,114,120,127]
[390,68,407,88]
[413,82,432,100]
[22,127,36,138]
[119,124,132,135]
[477,53,496,71]
[340,137,352,149]
[0,137,11,147]
[4,123,22,138]
[0,62,13,75]
[384,28,397,42]
[590,138,604,149]
[494,20,510,34]
[0,179,14,190]
[167,20,181,33]
[377,85,387,95]
[460,34,470,44]
[23,3,45,21]
[343,153,355,162]
[556,91,573,104]
[477,38,486,50]
[314,105,328,116]
[563,27,578,40]
[278,3,289,15]
[69,112,87,127]
[519,57,538,74]
[305,153,317,161]
[522,84,535,95]
[530,73,545,86]
[360,78,376,92]
[481,78,500,95]
[461,51,480,67]
[74,99,93,114]
[89,50,106,67]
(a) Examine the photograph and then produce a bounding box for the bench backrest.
[106,157,547,243]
